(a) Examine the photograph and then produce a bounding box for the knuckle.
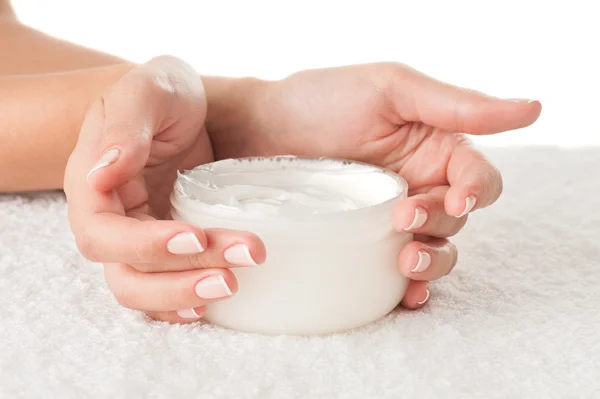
[135,68,176,103]
[380,61,409,77]
[132,237,153,264]
[187,254,207,269]
[429,210,446,236]
[110,70,176,113]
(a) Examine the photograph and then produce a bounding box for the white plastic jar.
[170,156,412,335]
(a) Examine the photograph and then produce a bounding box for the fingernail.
[194,275,233,299]
[411,250,431,273]
[167,232,205,255]
[87,148,120,180]
[224,244,257,266]
[417,288,431,305]
[506,98,537,104]
[456,194,477,218]
[177,307,204,319]
[404,206,428,231]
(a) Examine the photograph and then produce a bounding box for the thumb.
[82,104,153,193]
[81,69,173,192]
[387,63,542,134]
[83,99,153,193]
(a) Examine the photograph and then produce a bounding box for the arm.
[0,69,262,192]
[0,65,133,192]
[0,2,136,191]
[0,3,126,75]
[0,3,260,192]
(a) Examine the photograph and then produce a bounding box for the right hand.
[64,56,266,322]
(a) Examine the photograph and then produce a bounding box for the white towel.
[1,147,599,399]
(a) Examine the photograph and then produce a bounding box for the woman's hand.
[64,56,265,322]
[209,62,542,309]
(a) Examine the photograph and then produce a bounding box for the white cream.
[173,156,401,219]
[170,156,412,335]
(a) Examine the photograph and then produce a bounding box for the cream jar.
[170,156,412,335]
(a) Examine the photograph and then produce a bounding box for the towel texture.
[1,147,599,399]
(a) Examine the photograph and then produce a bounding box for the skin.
[0,10,132,191]
[208,64,542,309]
[2,2,542,322]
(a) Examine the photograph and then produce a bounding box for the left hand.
[209,62,542,309]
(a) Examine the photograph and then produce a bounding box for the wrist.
[203,75,269,160]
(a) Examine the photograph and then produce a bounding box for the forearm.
[0,64,134,192]
[0,69,264,192]
[0,17,126,75]
[0,5,262,191]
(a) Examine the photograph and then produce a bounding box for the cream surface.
[173,157,403,218]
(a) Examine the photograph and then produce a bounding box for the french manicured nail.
[417,288,431,305]
[177,308,203,319]
[167,232,205,255]
[506,98,537,104]
[87,148,120,180]
[456,195,477,218]
[404,206,428,231]
[194,275,233,299]
[224,244,257,266]
[411,250,431,273]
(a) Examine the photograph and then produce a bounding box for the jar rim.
[170,155,408,224]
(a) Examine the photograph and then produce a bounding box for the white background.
[13,0,600,148]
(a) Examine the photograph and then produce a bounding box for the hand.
[210,62,541,309]
[64,56,265,322]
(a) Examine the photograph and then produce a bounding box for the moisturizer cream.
[171,156,412,335]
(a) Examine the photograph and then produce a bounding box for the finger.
[445,141,503,217]
[394,186,467,238]
[159,228,266,271]
[145,307,207,323]
[398,237,458,281]
[386,63,542,134]
[104,264,238,312]
[400,280,430,310]
[83,56,206,192]
[76,214,265,269]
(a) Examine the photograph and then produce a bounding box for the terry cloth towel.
[1,147,599,399]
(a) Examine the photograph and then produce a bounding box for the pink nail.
[224,244,257,266]
[194,275,233,299]
[417,288,431,305]
[411,250,431,273]
[506,98,537,104]
[167,232,205,255]
[87,148,120,180]
[177,308,203,319]
[456,195,477,218]
[404,206,428,231]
